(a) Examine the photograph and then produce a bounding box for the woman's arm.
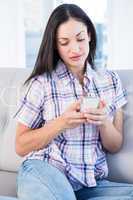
[15,116,64,157]
[98,108,123,153]
[15,100,86,157]
[84,106,124,153]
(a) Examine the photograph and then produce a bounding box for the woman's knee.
[17,159,76,200]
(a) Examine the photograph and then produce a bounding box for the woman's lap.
[17,159,76,200]
[12,159,133,200]
[75,179,133,200]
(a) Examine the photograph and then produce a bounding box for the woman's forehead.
[57,18,87,38]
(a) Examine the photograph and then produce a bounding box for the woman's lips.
[69,55,83,61]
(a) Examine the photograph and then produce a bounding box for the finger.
[71,112,86,119]
[98,100,106,109]
[68,100,81,111]
[70,119,87,124]
[84,113,105,121]
[86,119,102,125]
[84,108,105,115]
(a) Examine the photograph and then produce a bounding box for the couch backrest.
[107,69,133,183]
[0,68,32,172]
[0,68,133,184]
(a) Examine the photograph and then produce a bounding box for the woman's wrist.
[56,115,67,132]
[99,117,112,130]
[49,115,66,136]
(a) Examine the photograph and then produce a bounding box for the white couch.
[0,68,133,197]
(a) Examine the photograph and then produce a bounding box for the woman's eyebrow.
[76,30,85,36]
[58,31,85,40]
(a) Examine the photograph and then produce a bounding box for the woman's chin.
[68,59,85,67]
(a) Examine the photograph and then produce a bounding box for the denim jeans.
[0,159,133,200]
[75,180,133,200]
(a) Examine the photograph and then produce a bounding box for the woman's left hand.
[83,100,108,126]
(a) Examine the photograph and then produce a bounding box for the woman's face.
[56,18,91,70]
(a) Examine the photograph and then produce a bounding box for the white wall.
[0,0,54,68]
[107,0,133,69]
[42,1,54,27]
[2,0,133,69]
[0,0,26,68]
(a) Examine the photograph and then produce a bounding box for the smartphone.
[80,96,99,112]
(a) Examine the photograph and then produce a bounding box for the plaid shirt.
[15,61,127,190]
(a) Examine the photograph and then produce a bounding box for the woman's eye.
[77,38,85,42]
[60,43,68,46]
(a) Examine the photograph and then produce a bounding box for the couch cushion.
[107,70,133,183]
[0,170,17,197]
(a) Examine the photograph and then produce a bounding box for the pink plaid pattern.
[15,61,127,190]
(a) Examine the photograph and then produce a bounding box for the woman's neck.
[68,65,85,85]
[73,70,84,86]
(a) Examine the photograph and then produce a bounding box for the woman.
[12,3,133,200]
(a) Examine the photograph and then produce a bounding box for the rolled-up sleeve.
[113,72,127,109]
[104,71,127,118]
[15,77,45,129]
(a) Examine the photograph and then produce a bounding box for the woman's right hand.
[60,100,86,130]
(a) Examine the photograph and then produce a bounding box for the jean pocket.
[18,160,35,178]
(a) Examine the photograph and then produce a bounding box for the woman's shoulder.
[105,69,121,86]
[95,67,121,83]
[27,72,51,87]
[105,68,119,78]
[21,74,46,97]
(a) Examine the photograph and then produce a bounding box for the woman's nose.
[70,42,80,53]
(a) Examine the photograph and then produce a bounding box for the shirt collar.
[55,60,75,86]
[55,60,95,86]
[84,63,95,82]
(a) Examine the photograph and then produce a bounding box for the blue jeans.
[0,159,133,200]
[75,180,133,200]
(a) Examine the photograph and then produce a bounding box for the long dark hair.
[25,3,97,84]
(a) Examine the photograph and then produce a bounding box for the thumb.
[99,99,106,109]
[68,99,81,111]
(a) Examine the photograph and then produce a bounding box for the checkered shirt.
[15,61,127,190]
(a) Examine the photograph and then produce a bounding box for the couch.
[0,68,133,197]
